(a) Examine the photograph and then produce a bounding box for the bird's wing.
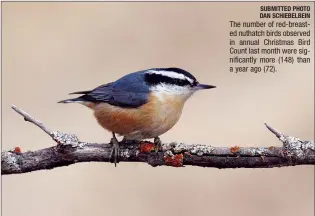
[79,83,149,108]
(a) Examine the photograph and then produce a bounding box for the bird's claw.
[154,137,163,153]
[109,136,120,167]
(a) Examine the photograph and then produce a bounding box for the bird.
[58,67,216,166]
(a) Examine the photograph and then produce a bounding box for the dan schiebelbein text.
[260,5,311,18]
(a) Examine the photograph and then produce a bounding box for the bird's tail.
[58,98,84,104]
[69,90,91,95]
[58,90,92,104]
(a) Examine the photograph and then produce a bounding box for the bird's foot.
[109,133,120,167]
[154,137,163,153]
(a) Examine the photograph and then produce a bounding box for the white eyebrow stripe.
[147,70,194,84]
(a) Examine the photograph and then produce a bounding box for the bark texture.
[2,105,314,175]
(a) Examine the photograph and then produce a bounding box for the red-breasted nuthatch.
[59,67,216,165]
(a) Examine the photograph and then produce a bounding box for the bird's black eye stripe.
[145,73,193,86]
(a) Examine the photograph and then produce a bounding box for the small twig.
[12,105,81,146]
[2,106,314,175]
[11,105,53,137]
[264,123,283,139]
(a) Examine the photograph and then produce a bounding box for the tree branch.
[2,105,314,175]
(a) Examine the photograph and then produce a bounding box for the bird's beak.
[195,84,216,90]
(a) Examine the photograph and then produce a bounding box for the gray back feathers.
[59,68,197,108]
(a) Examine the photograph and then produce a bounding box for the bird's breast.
[93,93,185,139]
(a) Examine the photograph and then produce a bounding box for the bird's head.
[144,67,216,101]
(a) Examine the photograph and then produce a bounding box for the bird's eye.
[191,81,198,87]
[184,78,195,87]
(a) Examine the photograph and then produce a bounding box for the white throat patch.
[150,83,195,102]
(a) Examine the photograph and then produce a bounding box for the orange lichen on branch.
[268,146,275,150]
[140,142,156,153]
[14,147,21,153]
[230,145,240,154]
[164,153,184,167]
